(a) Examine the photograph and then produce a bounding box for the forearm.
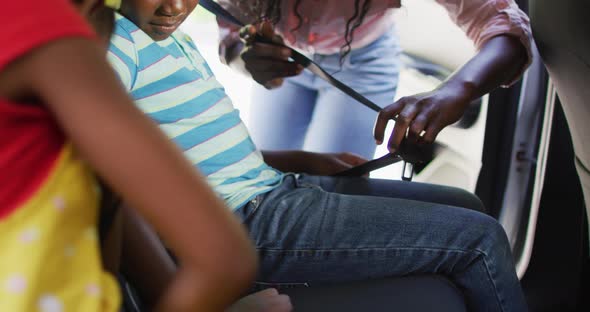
[31,39,257,310]
[438,35,527,101]
[121,206,177,309]
[262,150,314,173]
[121,206,250,312]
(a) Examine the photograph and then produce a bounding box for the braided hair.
[253,0,373,59]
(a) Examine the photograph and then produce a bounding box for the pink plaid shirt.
[218,0,532,62]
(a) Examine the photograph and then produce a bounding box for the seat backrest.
[529,0,590,213]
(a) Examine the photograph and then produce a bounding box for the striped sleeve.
[107,21,138,91]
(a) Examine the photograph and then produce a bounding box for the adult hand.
[239,20,303,89]
[374,35,529,153]
[374,81,474,152]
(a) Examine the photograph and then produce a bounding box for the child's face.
[120,0,199,41]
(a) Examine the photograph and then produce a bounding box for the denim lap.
[237,175,527,311]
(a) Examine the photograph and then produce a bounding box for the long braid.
[340,0,372,60]
[255,0,372,61]
[291,0,304,32]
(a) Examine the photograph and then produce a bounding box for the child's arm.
[120,206,177,309]
[120,207,293,312]
[21,37,257,311]
[262,150,367,175]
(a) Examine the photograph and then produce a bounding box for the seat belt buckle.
[402,161,414,181]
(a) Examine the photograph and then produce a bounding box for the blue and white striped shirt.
[108,14,283,210]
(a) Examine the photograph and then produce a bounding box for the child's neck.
[88,8,116,47]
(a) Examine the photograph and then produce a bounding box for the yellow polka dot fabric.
[0,144,120,311]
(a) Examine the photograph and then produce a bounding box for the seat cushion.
[281,275,466,312]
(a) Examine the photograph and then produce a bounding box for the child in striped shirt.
[109,1,529,311]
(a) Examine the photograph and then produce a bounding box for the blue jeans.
[235,175,527,312]
[248,29,401,159]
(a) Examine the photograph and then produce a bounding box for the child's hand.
[238,21,303,89]
[304,152,368,176]
[227,288,292,312]
[262,151,367,176]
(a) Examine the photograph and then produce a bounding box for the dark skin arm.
[374,35,528,152]
[225,28,528,151]
[120,206,293,312]
[219,14,528,150]
[120,206,176,309]
[0,38,257,312]
[262,150,367,176]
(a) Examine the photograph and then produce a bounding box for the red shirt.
[0,0,94,219]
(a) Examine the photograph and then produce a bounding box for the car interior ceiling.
[118,0,589,311]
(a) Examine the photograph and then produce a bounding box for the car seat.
[529,0,590,230]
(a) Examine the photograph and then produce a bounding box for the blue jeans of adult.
[235,175,527,312]
[248,29,401,159]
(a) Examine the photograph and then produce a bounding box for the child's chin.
[147,27,176,41]
[150,34,170,41]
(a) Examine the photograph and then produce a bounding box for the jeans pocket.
[293,174,323,190]
[234,194,265,222]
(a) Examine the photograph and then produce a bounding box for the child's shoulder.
[110,14,156,59]
[170,32,207,61]
[114,13,139,32]
[112,13,142,43]
[169,31,215,79]
[172,30,199,50]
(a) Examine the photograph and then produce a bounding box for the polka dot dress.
[0,145,120,311]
